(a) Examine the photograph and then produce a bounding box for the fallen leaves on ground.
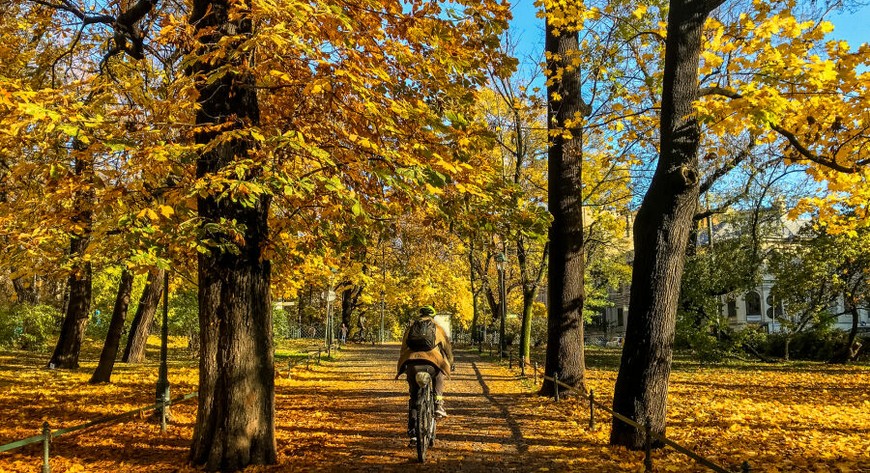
[0,341,868,472]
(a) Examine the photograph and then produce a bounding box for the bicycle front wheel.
[416,380,433,462]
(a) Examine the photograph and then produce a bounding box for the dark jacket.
[396,317,453,378]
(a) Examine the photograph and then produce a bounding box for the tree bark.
[47,151,94,370]
[830,301,861,364]
[518,239,548,367]
[47,236,92,369]
[469,239,481,342]
[90,270,134,383]
[122,268,164,363]
[12,276,38,304]
[187,0,276,469]
[610,0,724,449]
[540,17,587,397]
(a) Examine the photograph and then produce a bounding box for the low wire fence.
[488,347,752,473]
[0,392,198,473]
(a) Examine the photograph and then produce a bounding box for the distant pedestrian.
[339,323,348,345]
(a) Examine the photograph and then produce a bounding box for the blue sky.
[508,1,870,69]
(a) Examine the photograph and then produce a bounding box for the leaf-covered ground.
[0,342,868,472]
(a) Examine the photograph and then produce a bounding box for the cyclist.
[396,305,454,444]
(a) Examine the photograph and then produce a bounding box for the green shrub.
[0,304,60,351]
[762,328,847,361]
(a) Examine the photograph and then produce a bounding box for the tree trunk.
[469,239,480,342]
[122,268,165,363]
[830,301,861,364]
[187,1,276,469]
[341,283,363,329]
[518,238,548,368]
[12,276,38,304]
[610,0,723,449]
[540,17,587,397]
[90,270,134,383]
[47,235,92,369]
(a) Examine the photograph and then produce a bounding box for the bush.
[762,328,846,361]
[0,304,60,351]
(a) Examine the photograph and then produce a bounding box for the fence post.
[42,421,50,473]
[553,372,560,402]
[160,390,168,433]
[533,361,538,385]
[306,354,310,370]
[589,389,595,431]
[742,461,751,472]
[644,419,653,472]
[317,348,321,365]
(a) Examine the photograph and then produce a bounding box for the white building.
[601,212,870,335]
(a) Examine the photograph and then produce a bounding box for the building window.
[617,308,624,326]
[745,291,761,317]
[727,299,737,318]
[765,295,783,318]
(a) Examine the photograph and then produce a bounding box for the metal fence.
[496,348,752,473]
[0,392,198,473]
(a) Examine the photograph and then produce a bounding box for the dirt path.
[274,343,572,472]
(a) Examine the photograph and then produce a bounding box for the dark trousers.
[405,362,444,437]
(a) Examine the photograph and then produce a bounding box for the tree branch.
[700,86,866,174]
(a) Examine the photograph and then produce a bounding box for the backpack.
[407,318,437,351]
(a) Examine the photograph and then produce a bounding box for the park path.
[271,343,581,472]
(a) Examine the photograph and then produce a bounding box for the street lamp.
[496,252,507,358]
[379,289,386,344]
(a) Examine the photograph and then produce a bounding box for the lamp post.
[496,252,507,358]
[379,289,385,344]
[155,270,170,432]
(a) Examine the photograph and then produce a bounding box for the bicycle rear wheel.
[415,374,434,462]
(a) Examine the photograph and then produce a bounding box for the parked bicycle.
[413,371,437,462]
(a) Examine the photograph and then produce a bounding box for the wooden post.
[42,422,50,473]
[589,389,595,431]
[554,372,560,402]
[533,361,538,385]
[742,461,751,472]
[644,419,653,472]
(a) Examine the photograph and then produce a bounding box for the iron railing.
[497,349,752,473]
[0,392,198,473]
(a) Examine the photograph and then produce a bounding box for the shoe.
[435,402,447,418]
[408,437,417,447]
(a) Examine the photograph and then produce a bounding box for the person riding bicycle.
[396,305,453,443]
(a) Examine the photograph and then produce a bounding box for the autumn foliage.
[1,343,869,472]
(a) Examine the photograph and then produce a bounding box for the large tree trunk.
[90,270,134,383]
[122,268,165,363]
[540,17,587,397]
[47,236,92,369]
[187,0,276,469]
[48,150,94,370]
[610,0,723,449]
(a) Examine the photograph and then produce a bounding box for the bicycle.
[414,371,437,462]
